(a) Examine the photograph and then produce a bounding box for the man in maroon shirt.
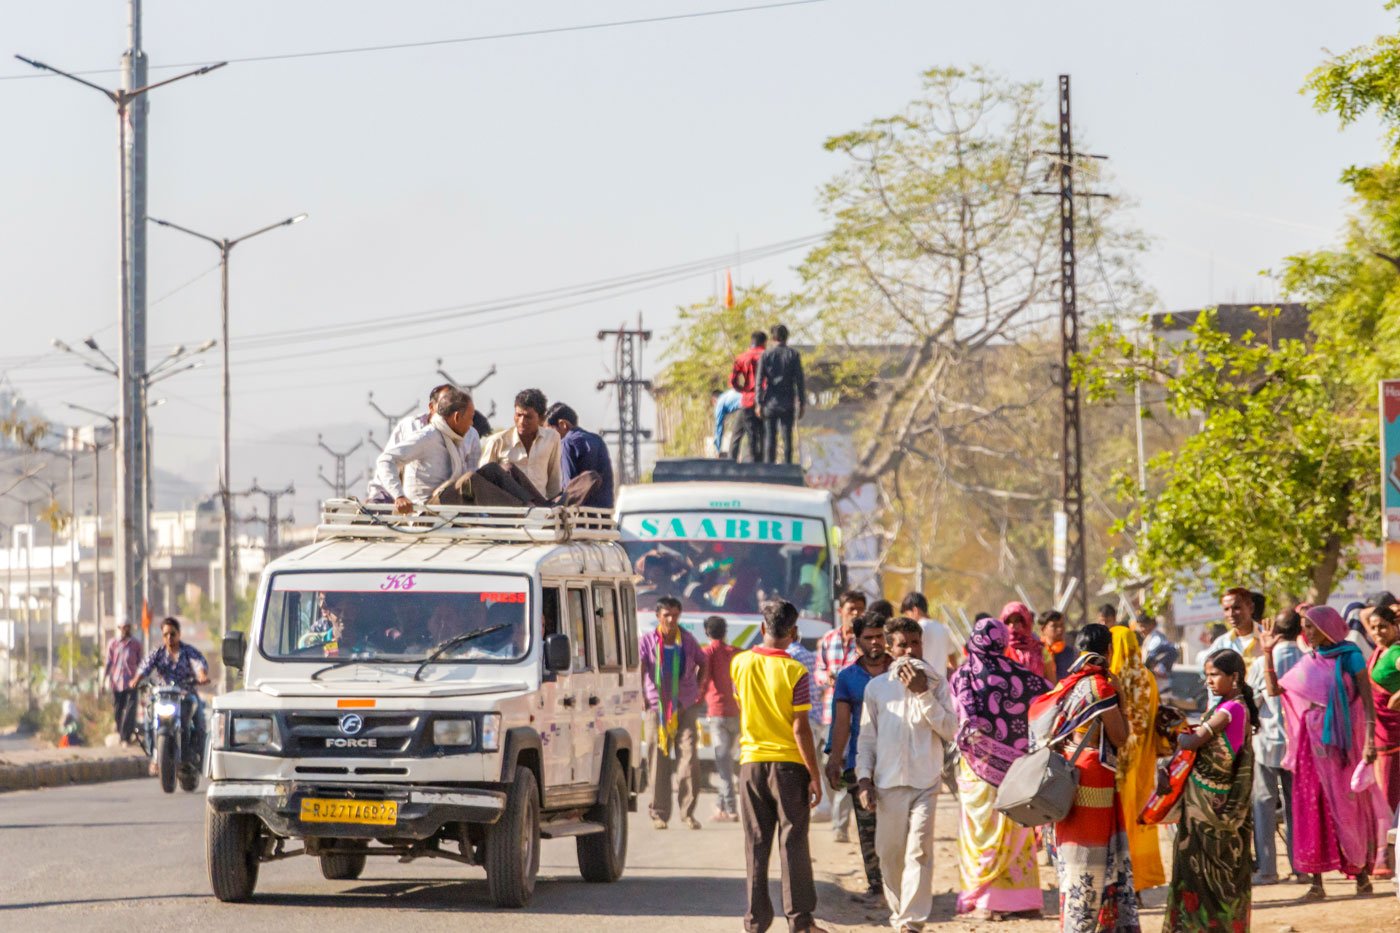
[701,615,742,822]
[729,331,767,463]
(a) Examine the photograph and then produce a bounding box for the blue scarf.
[1316,639,1366,752]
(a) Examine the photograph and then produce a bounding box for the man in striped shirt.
[103,621,142,743]
[814,589,867,842]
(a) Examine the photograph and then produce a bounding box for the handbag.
[994,722,1099,827]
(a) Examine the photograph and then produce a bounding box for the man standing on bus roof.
[479,388,562,498]
[544,402,614,509]
[755,323,805,465]
[729,331,767,463]
[639,595,707,830]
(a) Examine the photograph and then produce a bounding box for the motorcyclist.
[129,617,210,772]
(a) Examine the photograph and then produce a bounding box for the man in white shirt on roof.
[388,384,451,447]
[478,388,562,499]
[855,616,958,932]
[366,388,479,512]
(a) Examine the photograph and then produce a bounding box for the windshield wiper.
[311,656,372,681]
[412,624,511,681]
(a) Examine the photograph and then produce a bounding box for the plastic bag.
[1351,759,1376,793]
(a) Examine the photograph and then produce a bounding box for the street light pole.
[149,212,307,688]
[15,52,226,645]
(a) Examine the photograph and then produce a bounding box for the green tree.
[1080,308,1373,606]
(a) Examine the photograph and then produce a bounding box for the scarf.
[1029,652,1120,766]
[1000,601,1047,678]
[1304,605,1367,752]
[430,413,467,480]
[653,629,683,758]
[950,616,1050,785]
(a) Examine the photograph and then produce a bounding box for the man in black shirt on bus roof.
[755,323,805,465]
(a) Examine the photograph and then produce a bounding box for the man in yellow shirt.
[730,600,826,933]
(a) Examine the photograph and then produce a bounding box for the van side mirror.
[222,632,247,671]
[544,633,571,673]
[835,562,850,593]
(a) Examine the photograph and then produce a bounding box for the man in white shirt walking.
[367,388,479,512]
[479,388,562,498]
[855,616,958,932]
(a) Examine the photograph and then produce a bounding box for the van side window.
[592,584,622,670]
[620,583,640,669]
[541,587,562,638]
[566,587,592,672]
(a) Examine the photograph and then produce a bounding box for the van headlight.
[231,715,273,747]
[480,713,501,751]
[210,711,228,750]
[433,718,475,747]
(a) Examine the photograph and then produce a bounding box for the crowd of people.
[714,324,806,464]
[638,587,1400,933]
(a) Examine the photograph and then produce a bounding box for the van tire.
[485,766,540,908]
[320,851,367,880]
[577,765,627,883]
[206,809,260,902]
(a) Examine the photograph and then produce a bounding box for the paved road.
[0,777,858,931]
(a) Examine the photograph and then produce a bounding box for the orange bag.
[1140,744,1195,825]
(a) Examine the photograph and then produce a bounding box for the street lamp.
[65,404,118,652]
[15,52,226,644]
[54,337,212,622]
[148,211,307,687]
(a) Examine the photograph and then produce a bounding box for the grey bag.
[993,723,1099,828]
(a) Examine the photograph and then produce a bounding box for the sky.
[0,0,1394,523]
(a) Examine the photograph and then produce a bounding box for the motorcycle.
[143,682,205,793]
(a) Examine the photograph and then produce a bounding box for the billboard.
[1383,380,1400,592]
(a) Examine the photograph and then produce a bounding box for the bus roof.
[615,480,835,518]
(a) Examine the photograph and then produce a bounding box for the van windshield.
[618,512,833,622]
[259,571,530,664]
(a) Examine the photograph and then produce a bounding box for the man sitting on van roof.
[367,387,480,513]
[479,388,562,499]
[544,402,614,509]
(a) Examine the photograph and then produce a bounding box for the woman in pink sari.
[1259,604,1380,899]
[1002,602,1049,679]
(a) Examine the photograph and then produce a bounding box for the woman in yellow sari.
[1109,625,1165,891]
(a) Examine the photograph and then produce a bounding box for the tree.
[1079,308,1374,606]
[793,66,1146,606]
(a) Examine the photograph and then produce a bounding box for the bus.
[614,459,843,647]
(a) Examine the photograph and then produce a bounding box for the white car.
[205,501,644,908]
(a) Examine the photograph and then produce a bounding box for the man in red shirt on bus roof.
[729,331,767,463]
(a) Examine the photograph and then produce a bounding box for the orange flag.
[141,600,152,639]
[724,269,735,309]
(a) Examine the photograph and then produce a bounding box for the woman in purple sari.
[1259,603,1380,899]
[950,616,1052,919]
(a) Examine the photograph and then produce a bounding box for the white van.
[615,459,843,646]
[205,501,644,908]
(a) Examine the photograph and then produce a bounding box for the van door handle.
[562,696,575,708]
[588,696,600,706]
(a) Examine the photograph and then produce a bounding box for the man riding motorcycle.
[128,617,210,776]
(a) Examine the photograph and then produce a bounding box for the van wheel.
[577,765,627,882]
[206,808,260,902]
[320,850,367,880]
[485,767,540,908]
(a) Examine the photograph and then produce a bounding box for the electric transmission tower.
[238,480,295,560]
[317,434,364,499]
[367,392,416,438]
[597,315,652,486]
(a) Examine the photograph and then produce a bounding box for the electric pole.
[368,392,416,439]
[239,481,295,562]
[597,315,653,486]
[16,8,226,643]
[317,436,364,499]
[1033,75,1109,626]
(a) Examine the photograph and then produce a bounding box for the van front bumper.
[207,780,506,840]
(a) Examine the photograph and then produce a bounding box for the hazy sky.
[0,0,1393,519]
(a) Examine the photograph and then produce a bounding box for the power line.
[0,1,828,82]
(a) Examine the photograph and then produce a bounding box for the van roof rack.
[317,499,619,544]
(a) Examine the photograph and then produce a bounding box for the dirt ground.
[806,794,1400,932]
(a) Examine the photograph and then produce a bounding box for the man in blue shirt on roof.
[545,402,615,508]
[823,610,892,899]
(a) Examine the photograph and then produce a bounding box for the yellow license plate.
[299,798,398,826]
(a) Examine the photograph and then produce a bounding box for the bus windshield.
[259,570,530,664]
[618,512,833,622]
